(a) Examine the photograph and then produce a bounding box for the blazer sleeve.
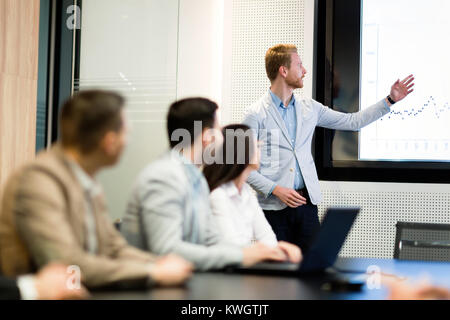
[13,170,153,289]
[242,111,277,198]
[0,276,21,300]
[316,99,390,131]
[96,201,157,264]
[246,171,277,199]
[137,174,243,271]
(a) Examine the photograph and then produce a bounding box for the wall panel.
[0,0,40,197]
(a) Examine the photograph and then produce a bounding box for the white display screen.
[359,0,450,162]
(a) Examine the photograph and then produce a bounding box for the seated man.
[122,98,288,270]
[0,90,192,288]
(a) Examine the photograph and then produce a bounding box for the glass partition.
[75,0,179,219]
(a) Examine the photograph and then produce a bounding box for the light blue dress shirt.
[269,90,305,192]
[181,160,208,244]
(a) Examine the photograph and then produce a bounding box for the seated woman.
[203,124,301,263]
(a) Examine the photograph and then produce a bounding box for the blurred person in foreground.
[0,90,192,289]
[383,276,450,300]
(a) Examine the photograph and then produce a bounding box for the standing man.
[243,44,414,252]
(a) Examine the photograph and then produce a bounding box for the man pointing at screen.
[243,44,414,253]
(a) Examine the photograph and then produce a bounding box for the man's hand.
[272,186,307,208]
[34,264,89,300]
[277,241,302,263]
[242,242,286,267]
[150,254,193,286]
[389,74,415,104]
[383,277,450,300]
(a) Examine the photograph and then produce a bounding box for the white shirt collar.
[222,181,250,202]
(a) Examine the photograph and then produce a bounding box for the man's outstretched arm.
[317,75,415,130]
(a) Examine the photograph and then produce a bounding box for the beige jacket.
[0,145,156,288]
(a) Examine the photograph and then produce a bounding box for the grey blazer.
[121,151,243,271]
[243,92,390,209]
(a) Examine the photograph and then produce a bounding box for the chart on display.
[359,0,450,162]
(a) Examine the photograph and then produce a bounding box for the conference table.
[91,258,450,300]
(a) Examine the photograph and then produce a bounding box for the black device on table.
[226,208,360,277]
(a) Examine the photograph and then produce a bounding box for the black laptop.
[226,208,360,276]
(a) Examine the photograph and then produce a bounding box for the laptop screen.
[299,208,360,273]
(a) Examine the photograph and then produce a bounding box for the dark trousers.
[264,193,320,253]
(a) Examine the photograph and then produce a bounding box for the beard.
[286,76,304,89]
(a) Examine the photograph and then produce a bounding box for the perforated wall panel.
[319,182,450,259]
[230,0,306,123]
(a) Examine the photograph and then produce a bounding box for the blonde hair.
[265,44,298,82]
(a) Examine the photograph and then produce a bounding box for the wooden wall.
[0,0,40,196]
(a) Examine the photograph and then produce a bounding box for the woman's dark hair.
[203,124,256,192]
